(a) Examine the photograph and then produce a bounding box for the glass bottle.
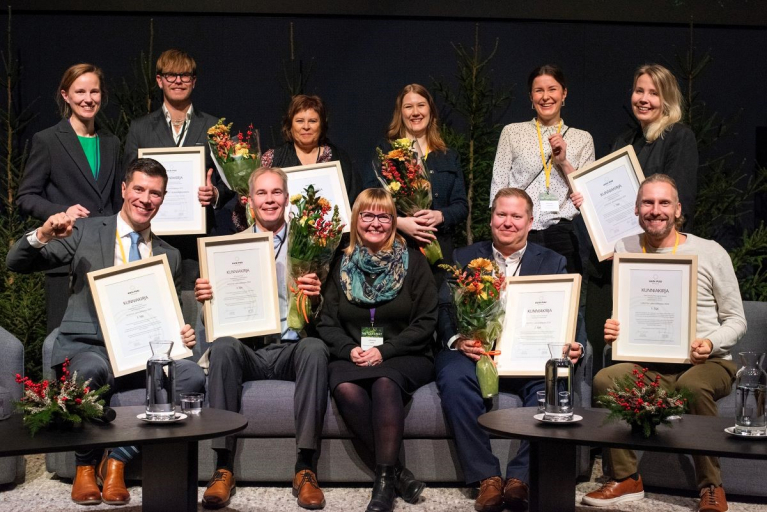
[734,351,767,435]
[146,341,177,421]
[544,342,573,421]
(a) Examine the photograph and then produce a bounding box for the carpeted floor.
[0,455,765,511]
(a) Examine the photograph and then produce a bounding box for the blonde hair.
[346,188,404,255]
[491,188,534,216]
[248,167,288,195]
[156,49,196,75]
[386,84,447,153]
[636,173,685,230]
[633,64,684,143]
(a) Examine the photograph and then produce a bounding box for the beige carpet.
[0,455,765,511]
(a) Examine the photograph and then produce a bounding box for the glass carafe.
[734,352,767,435]
[544,342,573,421]
[146,341,177,421]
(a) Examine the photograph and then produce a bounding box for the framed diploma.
[567,145,646,261]
[137,146,207,236]
[198,232,281,342]
[612,253,698,364]
[496,274,581,377]
[87,254,193,377]
[282,161,352,233]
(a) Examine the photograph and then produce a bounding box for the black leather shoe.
[394,465,425,503]
[366,464,396,512]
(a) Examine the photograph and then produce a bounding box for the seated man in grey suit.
[123,49,236,294]
[194,167,329,510]
[436,188,585,512]
[6,158,206,507]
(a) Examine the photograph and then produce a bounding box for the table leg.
[142,441,198,512]
[529,440,576,512]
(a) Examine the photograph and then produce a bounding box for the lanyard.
[255,225,287,260]
[509,257,523,278]
[370,308,376,327]
[642,231,679,255]
[171,120,188,147]
[116,229,152,265]
[535,118,562,191]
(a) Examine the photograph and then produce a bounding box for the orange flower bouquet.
[440,258,506,397]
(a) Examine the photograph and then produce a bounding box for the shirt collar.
[162,103,194,124]
[492,243,527,273]
[530,117,567,133]
[255,222,288,242]
[116,213,151,244]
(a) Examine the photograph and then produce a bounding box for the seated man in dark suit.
[123,49,236,295]
[6,158,206,507]
[435,187,585,512]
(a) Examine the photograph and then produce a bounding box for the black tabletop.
[0,406,248,457]
[479,407,767,460]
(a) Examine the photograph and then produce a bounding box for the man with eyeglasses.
[123,49,236,337]
[194,167,329,510]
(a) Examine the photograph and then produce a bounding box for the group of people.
[5,46,746,512]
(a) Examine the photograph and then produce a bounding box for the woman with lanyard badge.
[490,64,594,274]
[317,189,437,512]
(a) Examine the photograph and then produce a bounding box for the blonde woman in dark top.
[318,188,437,512]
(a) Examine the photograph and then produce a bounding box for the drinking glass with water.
[180,393,204,415]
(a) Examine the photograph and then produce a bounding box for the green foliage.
[432,24,512,245]
[0,7,46,381]
[676,22,766,298]
[96,18,159,146]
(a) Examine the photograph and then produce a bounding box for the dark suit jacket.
[6,215,182,367]
[16,119,122,221]
[437,240,587,349]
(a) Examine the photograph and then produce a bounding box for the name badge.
[361,326,384,350]
[539,191,559,213]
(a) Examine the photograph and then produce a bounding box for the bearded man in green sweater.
[582,173,747,512]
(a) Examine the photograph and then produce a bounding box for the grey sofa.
[604,300,767,497]
[43,325,593,483]
[0,326,26,484]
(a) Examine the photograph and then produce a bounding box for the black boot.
[394,464,425,503]
[366,464,396,512]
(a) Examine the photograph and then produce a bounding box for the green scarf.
[340,241,409,305]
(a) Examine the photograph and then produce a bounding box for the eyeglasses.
[160,73,195,83]
[359,212,393,224]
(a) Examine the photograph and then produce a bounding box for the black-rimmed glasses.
[359,212,393,224]
[160,73,195,83]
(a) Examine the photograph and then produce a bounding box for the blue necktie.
[128,232,141,262]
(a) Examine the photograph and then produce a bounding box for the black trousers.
[207,337,329,453]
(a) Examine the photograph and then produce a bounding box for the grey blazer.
[6,215,182,367]
[16,119,122,221]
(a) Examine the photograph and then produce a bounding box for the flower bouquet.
[207,118,261,226]
[375,138,443,264]
[287,185,345,332]
[14,358,109,436]
[596,365,692,437]
[440,258,505,398]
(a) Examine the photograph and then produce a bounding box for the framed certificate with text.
[87,254,192,377]
[612,253,698,364]
[198,232,281,342]
[496,274,581,377]
[282,161,352,233]
[567,145,645,262]
[138,146,207,235]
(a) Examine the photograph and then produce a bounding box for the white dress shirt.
[163,103,194,147]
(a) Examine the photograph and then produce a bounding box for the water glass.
[180,392,204,415]
[537,391,546,413]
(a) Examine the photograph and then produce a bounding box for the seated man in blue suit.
[435,187,585,512]
[6,158,206,507]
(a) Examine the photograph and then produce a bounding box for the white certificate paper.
[88,255,192,377]
[283,161,352,233]
[199,233,281,341]
[613,253,697,364]
[496,274,581,376]
[138,147,206,235]
[568,146,645,261]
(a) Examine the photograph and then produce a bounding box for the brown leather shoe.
[475,476,504,512]
[698,485,729,512]
[97,456,130,505]
[71,465,101,505]
[503,477,529,511]
[202,469,236,509]
[581,475,645,507]
[292,469,326,509]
